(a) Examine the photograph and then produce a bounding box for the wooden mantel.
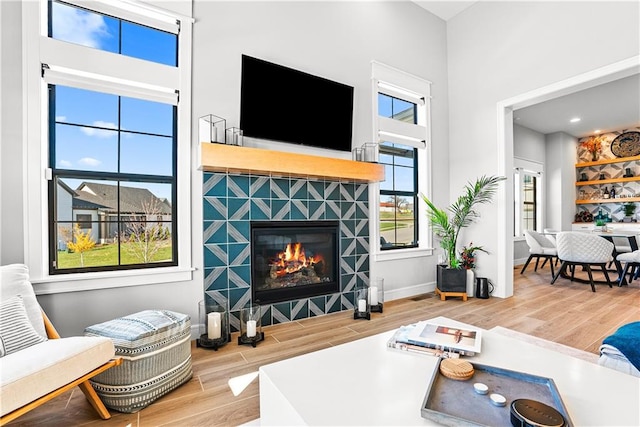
[200,143,385,183]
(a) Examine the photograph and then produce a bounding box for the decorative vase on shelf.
[591,152,599,161]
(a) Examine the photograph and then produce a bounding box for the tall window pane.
[49,84,176,273]
[379,142,418,249]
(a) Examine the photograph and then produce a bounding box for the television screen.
[240,55,354,152]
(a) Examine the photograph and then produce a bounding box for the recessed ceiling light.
[594,129,601,134]
[570,117,581,123]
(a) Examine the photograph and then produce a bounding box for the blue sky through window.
[51,1,177,66]
[54,85,174,200]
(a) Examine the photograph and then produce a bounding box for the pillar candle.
[358,299,367,313]
[207,312,221,339]
[246,320,257,338]
[369,286,379,306]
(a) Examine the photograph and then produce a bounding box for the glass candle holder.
[238,304,264,347]
[362,142,379,163]
[200,114,226,144]
[369,277,384,313]
[225,127,243,146]
[353,287,370,320]
[197,300,230,350]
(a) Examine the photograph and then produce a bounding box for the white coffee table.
[259,316,640,426]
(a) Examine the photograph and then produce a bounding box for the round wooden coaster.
[439,358,474,381]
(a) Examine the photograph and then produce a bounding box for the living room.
[1,0,639,425]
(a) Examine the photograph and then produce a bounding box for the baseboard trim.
[385,281,436,301]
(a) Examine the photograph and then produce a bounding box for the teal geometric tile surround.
[203,172,370,332]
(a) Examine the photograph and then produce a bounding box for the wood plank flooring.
[9,264,640,426]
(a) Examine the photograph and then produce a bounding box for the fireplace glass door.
[251,221,339,305]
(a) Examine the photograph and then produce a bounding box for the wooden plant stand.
[435,288,468,301]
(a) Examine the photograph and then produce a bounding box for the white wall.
[1,1,449,335]
[0,0,24,265]
[545,132,577,232]
[447,1,640,297]
[514,124,545,163]
[191,1,450,303]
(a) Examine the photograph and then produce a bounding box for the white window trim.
[370,61,433,262]
[22,0,193,293]
[513,157,544,239]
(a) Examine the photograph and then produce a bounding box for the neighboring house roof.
[72,197,107,210]
[74,182,172,215]
[57,179,77,197]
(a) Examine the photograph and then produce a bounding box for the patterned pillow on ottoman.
[84,310,192,413]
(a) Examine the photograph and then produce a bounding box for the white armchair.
[520,230,558,278]
[0,264,121,424]
[551,232,614,292]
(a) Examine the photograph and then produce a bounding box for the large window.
[24,0,192,285]
[372,62,430,254]
[49,85,177,272]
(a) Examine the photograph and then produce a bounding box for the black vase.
[436,264,467,292]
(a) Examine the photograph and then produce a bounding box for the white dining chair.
[551,231,614,292]
[615,250,640,285]
[520,230,557,278]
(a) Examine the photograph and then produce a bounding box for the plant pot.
[436,264,467,293]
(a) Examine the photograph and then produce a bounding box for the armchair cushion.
[0,336,115,416]
[0,295,47,356]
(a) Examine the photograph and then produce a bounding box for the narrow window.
[379,142,418,249]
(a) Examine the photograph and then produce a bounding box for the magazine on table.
[387,321,482,357]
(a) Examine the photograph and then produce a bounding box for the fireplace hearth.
[251,221,340,305]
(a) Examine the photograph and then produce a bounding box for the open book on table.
[388,321,482,357]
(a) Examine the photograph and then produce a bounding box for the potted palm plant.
[421,175,505,292]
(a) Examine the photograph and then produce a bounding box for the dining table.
[544,229,639,286]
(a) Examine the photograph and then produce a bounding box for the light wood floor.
[10,264,640,426]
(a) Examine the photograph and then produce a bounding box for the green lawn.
[380,211,414,231]
[57,241,172,269]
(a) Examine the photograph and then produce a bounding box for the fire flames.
[273,242,324,277]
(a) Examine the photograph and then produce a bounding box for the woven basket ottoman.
[84,309,192,413]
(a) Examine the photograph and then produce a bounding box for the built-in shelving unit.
[200,143,385,183]
[575,154,640,205]
[575,155,640,168]
[576,197,640,205]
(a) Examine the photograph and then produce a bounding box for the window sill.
[374,247,433,262]
[31,266,194,295]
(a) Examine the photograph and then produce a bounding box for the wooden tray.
[421,360,574,426]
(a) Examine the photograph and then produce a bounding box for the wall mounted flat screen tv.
[240,55,354,152]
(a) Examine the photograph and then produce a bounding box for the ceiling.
[513,73,640,138]
[412,1,476,21]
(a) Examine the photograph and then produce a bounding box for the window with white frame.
[24,0,192,284]
[372,62,430,253]
[514,159,543,237]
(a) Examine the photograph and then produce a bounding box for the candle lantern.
[353,287,370,320]
[238,304,264,347]
[200,114,226,144]
[197,300,230,350]
[369,277,384,313]
[362,142,379,163]
[225,127,243,146]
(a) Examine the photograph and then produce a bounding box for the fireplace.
[251,221,340,305]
